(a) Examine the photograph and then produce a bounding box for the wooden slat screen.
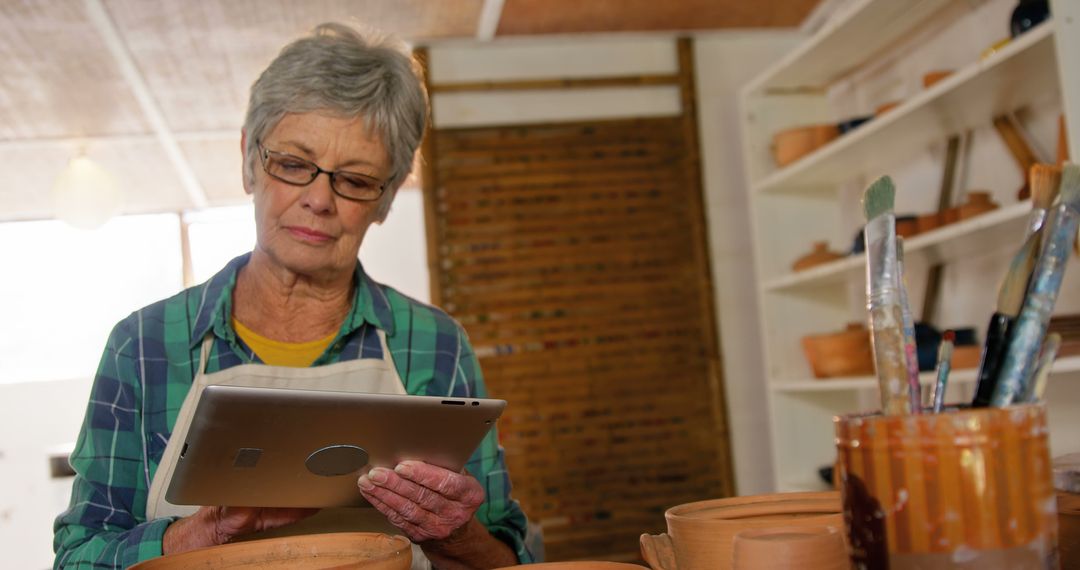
[424,115,734,561]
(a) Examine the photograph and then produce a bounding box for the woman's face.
[244,112,391,280]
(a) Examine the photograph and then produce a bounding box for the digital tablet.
[165,385,506,508]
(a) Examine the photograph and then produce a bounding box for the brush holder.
[835,404,1059,568]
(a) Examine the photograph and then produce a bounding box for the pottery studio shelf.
[751,21,1057,194]
[763,201,1029,292]
[772,355,1080,393]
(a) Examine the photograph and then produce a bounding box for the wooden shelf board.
[763,201,1030,292]
[752,22,1057,193]
[772,355,1080,393]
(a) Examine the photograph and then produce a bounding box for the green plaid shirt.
[54,253,532,568]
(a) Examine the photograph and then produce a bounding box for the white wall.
[694,32,802,495]
[428,33,798,495]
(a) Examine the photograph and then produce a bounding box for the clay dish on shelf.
[791,241,846,272]
[874,100,901,116]
[958,191,1000,220]
[772,124,840,168]
[801,323,875,379]
[922,69,954,88]
[732,525,849,570]
[129,532,411,569]
[916,212,944,233]
[639,491,842,570]
[895,215,920,238]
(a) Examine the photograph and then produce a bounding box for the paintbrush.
[971,231,1041,406]
[896,237,922,413]
[1026,333,1062,403]
[932,330,955,413]
[1026,164,1062,238]
[863,176,912,415]
[970,166,1060,406]
[991,164,1080,406]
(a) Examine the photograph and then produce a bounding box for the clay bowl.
[801,324,875,379]
[496,564,644,570]
[129,532,411,569]
[772,124,840,167]
[732,525,849,570]
[639,491,842,570]
[791,241,846,272]
[922,69,954,89]
[916,212,943,234]
[875,100,901,116]
[951,345,982,369]
[958,191,999,220]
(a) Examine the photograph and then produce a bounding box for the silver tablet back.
[166,385,505,508]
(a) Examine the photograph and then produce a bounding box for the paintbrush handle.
[992,206,1080,406]
[972,313,1013,408]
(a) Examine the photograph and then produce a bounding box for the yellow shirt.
[232,318,337,367]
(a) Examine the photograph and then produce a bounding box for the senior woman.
[54,23,532,569]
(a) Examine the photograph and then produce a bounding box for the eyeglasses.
[257,142,386,202]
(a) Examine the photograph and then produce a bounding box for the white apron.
[146,330,430,569]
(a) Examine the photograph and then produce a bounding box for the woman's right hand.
[162,506,318,554]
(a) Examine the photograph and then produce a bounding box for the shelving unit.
[738,0,1080,492]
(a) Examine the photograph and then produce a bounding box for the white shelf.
[747,0,956,92]
[753,22,1057,193]
[764,201,1030,292]
[772,355,1080,393]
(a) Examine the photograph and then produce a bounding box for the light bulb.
[52,156,123,230]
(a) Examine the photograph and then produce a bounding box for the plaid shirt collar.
[188,252,395,349]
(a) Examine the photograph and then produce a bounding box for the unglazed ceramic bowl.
[129,532,412,570]
[640,491,843,570]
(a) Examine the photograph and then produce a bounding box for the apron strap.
[198,333,214,377]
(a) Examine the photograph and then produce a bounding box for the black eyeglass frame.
[257,141,387,203]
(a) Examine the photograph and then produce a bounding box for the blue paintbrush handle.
[992,207,1080,406]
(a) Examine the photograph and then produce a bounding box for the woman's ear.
[240,130,254,196]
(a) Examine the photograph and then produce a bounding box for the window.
[0,215,183,384]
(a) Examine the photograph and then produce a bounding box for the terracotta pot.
[915,213,943,234]
[942,206,961,225]
[772,124,840,168]
[129,532,411,569]
[639,491,842,570]
[895,216,919,238]
[791,241,845,272]
[958,191,999,220]
[801,324,875,379]
[874,101,901,116]
[922,70,953,89]
[732,526,848,570]
[951,344,982,369]
[496,564,644,570]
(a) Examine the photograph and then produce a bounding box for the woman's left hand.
[357,460,485,543]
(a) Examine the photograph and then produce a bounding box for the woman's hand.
[162,506,318,554]
[357,460,484,543]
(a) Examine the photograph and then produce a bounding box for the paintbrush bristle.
[863,176,896,221]
[997,232,1040,316]
[1061,164,1080,207]
[1030,164,1061,210]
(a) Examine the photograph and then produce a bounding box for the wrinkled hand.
[163,506,318,554]
[357,460,485,543]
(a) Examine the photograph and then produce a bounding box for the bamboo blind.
[418,40,733,562]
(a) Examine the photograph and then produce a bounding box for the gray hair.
[242,22,428,220]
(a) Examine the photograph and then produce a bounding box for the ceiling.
[0,0,821,222]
